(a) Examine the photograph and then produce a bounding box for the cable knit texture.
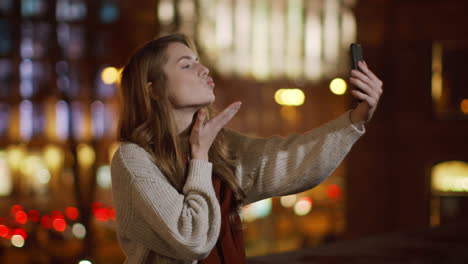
[110,109,366,263]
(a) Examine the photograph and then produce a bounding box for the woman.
[111,33,383,264]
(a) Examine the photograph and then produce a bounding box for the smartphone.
[350,43,363,102]
[350,43,363,70]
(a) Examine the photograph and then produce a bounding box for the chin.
[206,93,215,104]
[197,97,215,108]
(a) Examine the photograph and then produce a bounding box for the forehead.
[166,42,196,63]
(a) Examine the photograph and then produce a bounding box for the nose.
[199,63,209,77]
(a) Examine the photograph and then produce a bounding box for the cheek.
[169,72,193,90]
[167,83,193,105]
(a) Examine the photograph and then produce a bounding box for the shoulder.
[111,142,160,180]
[114,142,154,162]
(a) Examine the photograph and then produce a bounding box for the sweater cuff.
[346,109,366,134]
[183,159,213,193]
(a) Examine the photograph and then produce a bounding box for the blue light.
[0,104,9,137]
[20,100,33,140]
[56,100,70,141]
[21,0,47,17]
[0,21,11,55]
[100,2,119,24]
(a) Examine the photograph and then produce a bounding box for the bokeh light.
[242,198,272,222]
[52,218,67,232]
[7,145,26,171]
[97,165,111,189]
[101,67,119,84]
[432,160,468,193]
[43,144,63,172]
[11,234,25,248]
[329,78,347,95]
[294,197,313,216]
[65,206,79,220]
[77,143,95,169]
[72,223,86,239]
[0,225,9,238]
[461,99,468,114]
[11,204,24,214]
[28,210,40,222]
[15,211,28,224]
[280,194,297,208]
[41,215,52,229]
[274,88,305,106]
[327,184,342,199]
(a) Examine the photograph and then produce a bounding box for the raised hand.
[349,61,383,124]
[190,101,242,160]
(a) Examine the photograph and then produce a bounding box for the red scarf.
[182,154,246,263]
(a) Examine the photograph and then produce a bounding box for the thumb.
[196,109,206,126]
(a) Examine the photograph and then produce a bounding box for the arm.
[224,109,365,205]
[111,146,221,260]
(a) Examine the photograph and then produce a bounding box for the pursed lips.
[206,77,215,87]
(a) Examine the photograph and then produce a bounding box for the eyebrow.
[176,55,199,63]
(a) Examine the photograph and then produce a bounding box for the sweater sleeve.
[112,146,221,260]
[224,109,366,205]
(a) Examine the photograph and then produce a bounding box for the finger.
[358,61,383,90]
[349,77,378,99]
[192,109,206,133]
[351,89,377,107]
[208,102,241,124]
[351,69,375,89]
[216,106,241,129]
[208,102,241,130]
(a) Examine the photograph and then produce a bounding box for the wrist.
[191,151,209,161]
[349,109,365,125]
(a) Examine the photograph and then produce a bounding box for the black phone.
[350,43,363,102]
[350,43,363,70]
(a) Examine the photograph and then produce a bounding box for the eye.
[182,64,191,69]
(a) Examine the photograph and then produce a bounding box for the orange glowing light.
[0,225,9,238]
[12,228,27,239]
[41,215,52,229]
[51,210,64,218]
[15,211,28,224]
[65,207,79,220]
[94,208,109,222]
[53,218,67,232]
[327,184,342,199]
[11,205,24,214]
[28,210,40,222]
[92,202,103,211]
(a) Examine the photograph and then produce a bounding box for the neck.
[172,107,197,135]
[171,107,198,155]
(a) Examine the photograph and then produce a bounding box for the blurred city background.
[0,0,467,263]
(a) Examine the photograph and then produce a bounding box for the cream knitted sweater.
[110,109,365,264]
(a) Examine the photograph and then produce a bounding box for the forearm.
[230,110,366,204]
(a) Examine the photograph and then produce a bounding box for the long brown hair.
[118,33,246,222]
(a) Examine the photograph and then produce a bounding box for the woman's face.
[162,42,215,109]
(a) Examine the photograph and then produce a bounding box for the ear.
[145,82,157,99]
